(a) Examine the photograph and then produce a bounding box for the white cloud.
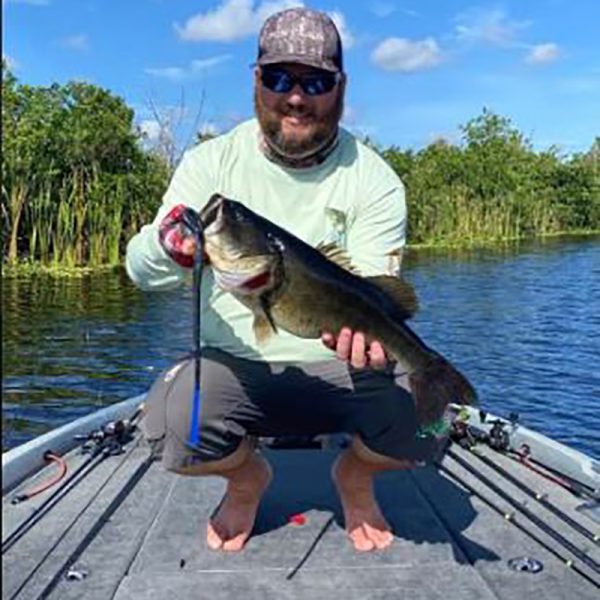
[146,55,232,81]
[454,7,530,47]
[59,34,90,52]
[145,66,186,80]
[3,53,19,70]
[342,104,357,125]
[371,37,443,72]
[401,7,420,18]
[525,43,560,65]
[371,3,419,18]
[175,0,304,42]
[191,54,233,71]
[139,119,161,141]
[370,1,395,18]
[199,121,220,137]
[328,10,354,50]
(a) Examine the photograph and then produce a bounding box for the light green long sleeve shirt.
[126,119,406,362]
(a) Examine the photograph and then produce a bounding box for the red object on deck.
[288,513,307,526]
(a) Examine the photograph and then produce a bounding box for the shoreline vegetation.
[3,65,599,276]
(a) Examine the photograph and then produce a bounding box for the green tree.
[2,67,169,267]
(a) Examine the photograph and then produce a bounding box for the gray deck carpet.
[2,434,599,599]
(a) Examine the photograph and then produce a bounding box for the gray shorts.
[141,348,450,471]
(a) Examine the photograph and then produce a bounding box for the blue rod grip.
[188,385,201,446]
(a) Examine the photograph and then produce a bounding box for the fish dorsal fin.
[366,275,419,319]
[316,242,360,274]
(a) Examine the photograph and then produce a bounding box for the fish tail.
[409,355,477,426]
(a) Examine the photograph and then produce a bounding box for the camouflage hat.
[257,8,343,73]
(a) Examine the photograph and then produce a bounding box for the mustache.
[280,106,315,119]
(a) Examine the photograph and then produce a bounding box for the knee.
[170,437,254,477]
[351,436,414,470]
[361,387,417,438]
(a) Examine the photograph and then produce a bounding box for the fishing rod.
[7,435,149,600]
[3,447,108,555]
[509,445,597,499]
[466,444,600,545]
[454,413,597,498]
[438,458,599,588]
[451,418,599,544]
[2,415,139,555]
[31,450,155,600]
[179,207,205,450]
[446,447,600,577]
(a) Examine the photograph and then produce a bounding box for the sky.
[3,0,599,155]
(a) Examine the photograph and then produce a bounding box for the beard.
[255,88,344,159]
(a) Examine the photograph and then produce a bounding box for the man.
[127,8,447,553]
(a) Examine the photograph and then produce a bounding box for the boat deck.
[3,430,599,599]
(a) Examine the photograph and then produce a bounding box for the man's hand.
[321,328,387,370]
[158,204,202,268]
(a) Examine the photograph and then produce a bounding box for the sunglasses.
[260,67,340,96]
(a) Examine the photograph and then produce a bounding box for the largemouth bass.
[200,193,476,425]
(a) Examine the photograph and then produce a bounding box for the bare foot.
[206,451,272,552]
[332,450,394,551]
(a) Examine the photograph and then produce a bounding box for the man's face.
[254,62,345,158]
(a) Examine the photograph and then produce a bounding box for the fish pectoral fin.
[367,275,419,318]
[253,312,277,345]
[252,296,278,346]
[316,242,361,274]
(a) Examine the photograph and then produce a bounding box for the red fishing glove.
[158,204,203,269]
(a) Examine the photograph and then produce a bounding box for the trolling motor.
[178,208,205,449]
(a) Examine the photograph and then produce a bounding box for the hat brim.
[257,54,339,72]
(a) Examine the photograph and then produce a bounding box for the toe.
[364,523,394,549]
[222,532,249,552]
[206,521,224,550]
[349,525,375,551]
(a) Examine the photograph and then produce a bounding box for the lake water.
[2,236,599,458]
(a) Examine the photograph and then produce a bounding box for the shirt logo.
[324,208,347,248]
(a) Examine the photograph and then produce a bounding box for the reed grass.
[2,66,598,269]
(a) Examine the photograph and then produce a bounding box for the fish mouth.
[203,219,223,237]
[212,266,271,293]
[200,194,226,234]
